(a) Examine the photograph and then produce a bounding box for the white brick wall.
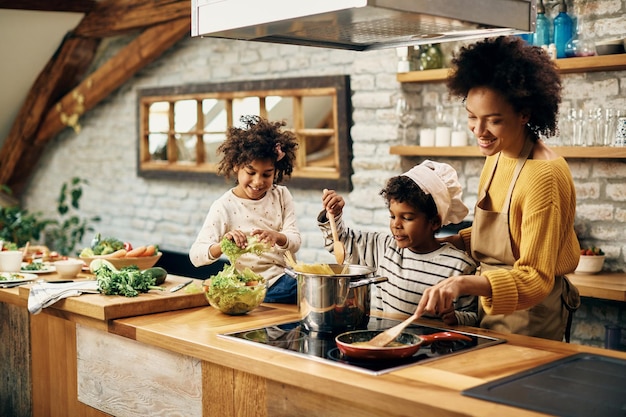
[19,0,626,348]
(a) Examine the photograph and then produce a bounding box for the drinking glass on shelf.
[569,108,586,146]
[396,97,416,145]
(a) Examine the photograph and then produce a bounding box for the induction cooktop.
[220,317,506,375]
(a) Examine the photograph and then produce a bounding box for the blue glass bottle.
[553,0,573,58]
[533,0,552,47]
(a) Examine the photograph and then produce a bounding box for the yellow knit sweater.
[460,154,580,315]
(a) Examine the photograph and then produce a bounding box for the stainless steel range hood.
[191,0,536,51]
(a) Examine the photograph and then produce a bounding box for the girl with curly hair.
[415,36,580,341]
[190,115,302,303]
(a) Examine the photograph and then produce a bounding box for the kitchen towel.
[28,280,100,314]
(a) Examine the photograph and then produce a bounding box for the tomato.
[123,242,133,251]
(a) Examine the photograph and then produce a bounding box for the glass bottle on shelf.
[565,13,596,57]
[395,97,416,145]
[533,0,552,48]
[450,105,469,147]
[553,0,573,59]
[419,44,443,70]
[434,104,451,147]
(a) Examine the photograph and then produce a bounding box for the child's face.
[233,159,276,200]
[388,199,441,253]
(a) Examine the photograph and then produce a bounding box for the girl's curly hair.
[217,115,298,183]
[447,36,562,140]
[380,176,441,230]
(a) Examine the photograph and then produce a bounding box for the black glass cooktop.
[220,317,506,375]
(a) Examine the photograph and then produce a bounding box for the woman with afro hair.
[190,115,302,304]
[415,36,580,341]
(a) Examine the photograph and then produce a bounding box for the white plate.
[0,272,39,283]
[21,262,56,274]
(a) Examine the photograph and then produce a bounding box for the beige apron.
[472,140,580,341]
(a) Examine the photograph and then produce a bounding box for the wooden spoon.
[327,211,346,265]
[367,312,418,347]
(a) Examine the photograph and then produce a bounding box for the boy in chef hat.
[319,160,477,325]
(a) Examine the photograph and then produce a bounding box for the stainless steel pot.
[285,264,388,333]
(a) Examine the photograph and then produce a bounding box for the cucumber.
[142,267,168,285]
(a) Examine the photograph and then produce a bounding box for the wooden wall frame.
[137,75,353,191]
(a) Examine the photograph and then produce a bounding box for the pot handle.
[349,276,388,288]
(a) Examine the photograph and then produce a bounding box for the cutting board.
[18,274,207,321]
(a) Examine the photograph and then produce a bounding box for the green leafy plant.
[0,185,52,246]
[44,177,101,256]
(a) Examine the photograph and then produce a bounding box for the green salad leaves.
[205,235,270,314]
[207,265,266,315]
[220,235,270,263]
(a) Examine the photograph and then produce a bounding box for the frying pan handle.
[419,331,473,345]
[349,276,388,288]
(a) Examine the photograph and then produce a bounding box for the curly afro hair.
[447,36,562,140]
[217,115,298,184]
[380,175,441,230]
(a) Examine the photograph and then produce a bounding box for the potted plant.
[0,185,51,247]
[0,178,100,256]
[44,177,101,256]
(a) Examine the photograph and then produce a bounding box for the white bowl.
[54,259,84,278]
[575,255,605,274]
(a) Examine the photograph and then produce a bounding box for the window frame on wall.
[137,75,353,191]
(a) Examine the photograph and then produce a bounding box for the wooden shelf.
[390,146,626,159]
[397,53,626,83]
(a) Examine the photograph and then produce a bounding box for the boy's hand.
[322,188,345,217]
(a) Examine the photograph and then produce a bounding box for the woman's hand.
[416,277,461,318]
[322,188,345,218]
[415,274,491,319]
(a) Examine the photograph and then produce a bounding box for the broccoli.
[94,264,164,297]
[220,235,270,263]
[92,237,124,255]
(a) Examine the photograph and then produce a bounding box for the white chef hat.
[402,160,468,226]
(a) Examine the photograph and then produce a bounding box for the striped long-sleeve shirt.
[318,213,478,325]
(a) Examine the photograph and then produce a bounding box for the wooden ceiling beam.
[0,34,100,192]
[75,0,190,38]
[34,18,190,146]
[0,1,191,195]
[0,0,96,13]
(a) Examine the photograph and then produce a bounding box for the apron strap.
[501,139,534,221]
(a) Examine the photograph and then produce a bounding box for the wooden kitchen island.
[2,275,626,417]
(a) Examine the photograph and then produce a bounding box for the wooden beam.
[0,34,100,191]
[0,0,96,13]
[75,0,190,38]
[34,18,190,145]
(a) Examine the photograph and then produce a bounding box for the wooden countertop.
[567,272,626,302]
[3,272,626,417]
[109,304,626,417]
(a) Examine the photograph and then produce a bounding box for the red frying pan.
[335,329,472,360]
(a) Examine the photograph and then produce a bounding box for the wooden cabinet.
[394,54,626,159]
